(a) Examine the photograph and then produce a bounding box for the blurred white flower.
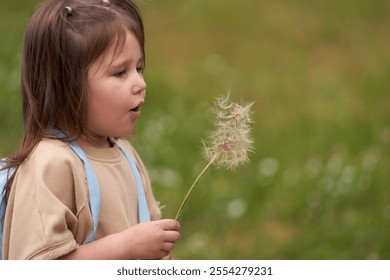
[258,157,279,177]
[227,198,247,219]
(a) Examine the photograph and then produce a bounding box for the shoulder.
[33,138,76,158]
[115,138,141,161]
[26,139,81,170]
[18,138,85,187]
[115,137,148,179]
[13,138,88,210]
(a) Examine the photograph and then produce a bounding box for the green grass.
[1,0,389,259]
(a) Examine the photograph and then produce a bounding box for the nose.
[133,73,147,95]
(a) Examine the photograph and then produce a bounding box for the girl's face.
[86,30,146,146]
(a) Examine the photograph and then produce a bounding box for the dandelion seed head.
[175,94,254,220]
[202,94,254,169]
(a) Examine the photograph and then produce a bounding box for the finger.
[159,219,180,231]
[152,250,170,260]
[161,241,176,252]
[164,230,181,242]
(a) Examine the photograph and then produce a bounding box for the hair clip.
[65,6,73,16]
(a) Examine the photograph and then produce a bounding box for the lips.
[130,106,140,112]
[130,100,144,112]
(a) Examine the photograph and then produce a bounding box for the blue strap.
[0,162,11,259]
[50,130,100,244]
[116,141,150,223]
[67,141,100,244]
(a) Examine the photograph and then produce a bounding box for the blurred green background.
[1,0,389,259]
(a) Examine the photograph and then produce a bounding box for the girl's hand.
[121,219,181,260]
[59,219,180,260]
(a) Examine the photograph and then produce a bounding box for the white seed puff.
[203,94,254,169]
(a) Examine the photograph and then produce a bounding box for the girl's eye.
[114,70,127,77]
[136,66,144,73]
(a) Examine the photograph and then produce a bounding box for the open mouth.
[130,101,144,112]
[130,106,141,112]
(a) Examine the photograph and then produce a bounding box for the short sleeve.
[2,140,92,259]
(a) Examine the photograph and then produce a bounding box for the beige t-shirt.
[2,138,161,260]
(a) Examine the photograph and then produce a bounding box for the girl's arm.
[60,219,180,260]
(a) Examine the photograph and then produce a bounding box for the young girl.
[1,0,180,259]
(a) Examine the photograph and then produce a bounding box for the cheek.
[87,85,112,122]
[87,75,132,121]
[88,78,114,108]
[88,93,114,119]
[88,88,128,125]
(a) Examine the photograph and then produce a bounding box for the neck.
[77,134,113,148]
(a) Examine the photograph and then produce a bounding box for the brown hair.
[1,0,145,201]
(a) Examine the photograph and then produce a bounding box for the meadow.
[0,0,389,259]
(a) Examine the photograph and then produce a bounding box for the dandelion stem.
[175,153,218,221]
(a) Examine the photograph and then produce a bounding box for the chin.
[115,127,135,139]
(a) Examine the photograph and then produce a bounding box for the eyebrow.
[108,55,144,70]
